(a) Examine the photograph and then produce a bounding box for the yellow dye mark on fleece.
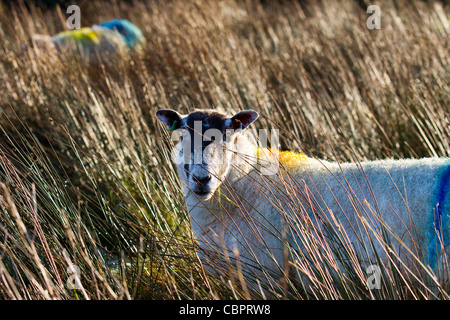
[277,150,309,167]
[58,28,100,44]
[256,148,309,169]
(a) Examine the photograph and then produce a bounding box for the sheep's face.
[156,109,258,201]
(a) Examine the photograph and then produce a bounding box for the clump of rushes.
[0,0,448,299]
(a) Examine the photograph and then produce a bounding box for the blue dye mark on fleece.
[99,19,144,49]
[429,161,450,269]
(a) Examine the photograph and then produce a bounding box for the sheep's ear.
[227,110,259,131]
[156,109,183,131]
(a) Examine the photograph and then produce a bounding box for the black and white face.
[156,109,258,201]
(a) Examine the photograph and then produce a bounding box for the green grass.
[0,0,448,299]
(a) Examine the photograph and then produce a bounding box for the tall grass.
[0,0,448,299]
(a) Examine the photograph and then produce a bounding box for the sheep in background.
[156,108,450,292]
[31,19,144,61]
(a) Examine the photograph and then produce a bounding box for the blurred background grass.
[0,0,448,299]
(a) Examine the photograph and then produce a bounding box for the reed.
[0,0,448,299]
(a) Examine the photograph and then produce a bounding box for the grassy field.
[0,0,448,299]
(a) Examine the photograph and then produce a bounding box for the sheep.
[156,108,450,291]
[31,19,144,61]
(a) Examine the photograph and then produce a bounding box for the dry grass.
[0,0,448,299]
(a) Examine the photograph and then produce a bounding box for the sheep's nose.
[194,175,211,186]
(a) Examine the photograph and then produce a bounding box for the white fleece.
[183,135,450,283]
